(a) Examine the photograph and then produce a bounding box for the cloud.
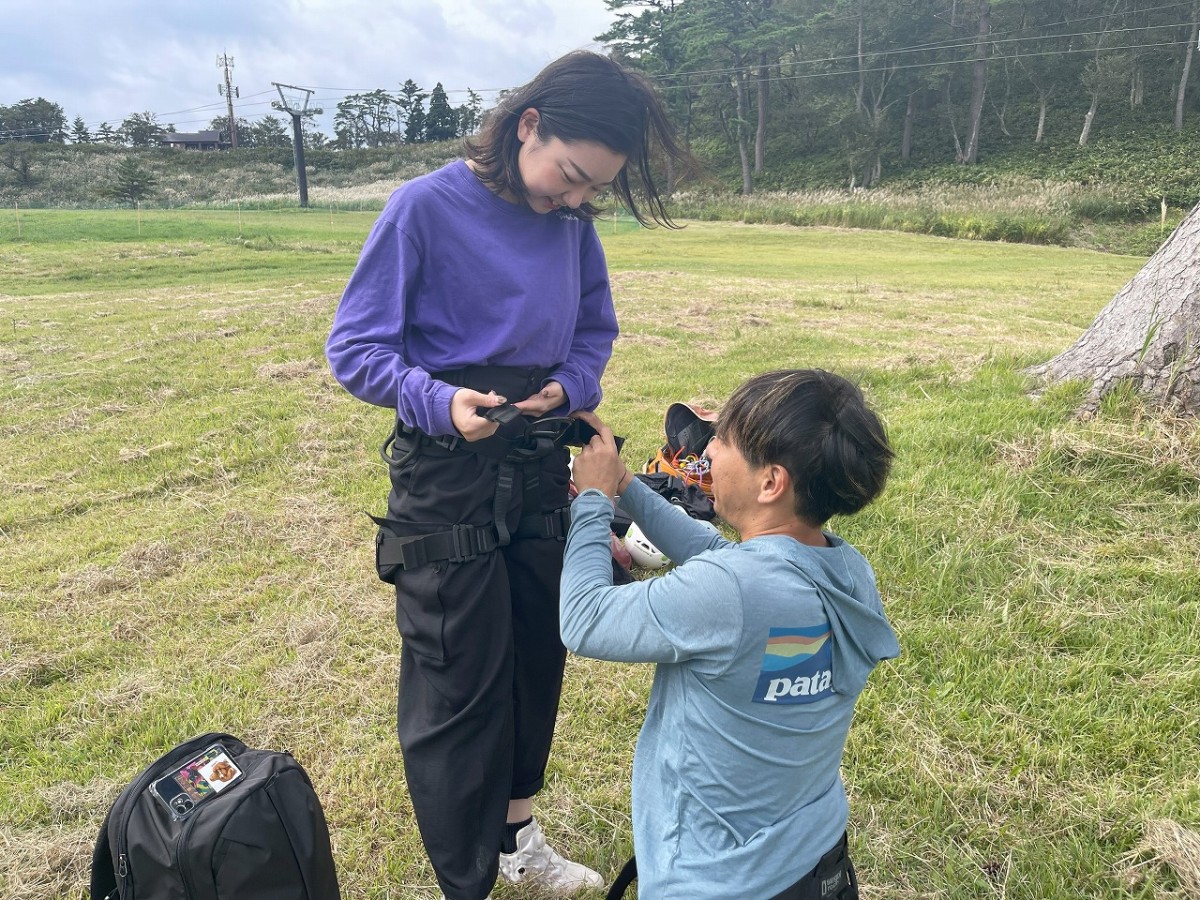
[2,0,615,133]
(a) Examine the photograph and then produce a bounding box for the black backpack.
[90,732,340,900]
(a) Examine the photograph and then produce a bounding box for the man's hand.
[512,380,566,417]
[571,410,632,500]
[450,389,506,441]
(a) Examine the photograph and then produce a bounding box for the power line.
[3,10,1197,142]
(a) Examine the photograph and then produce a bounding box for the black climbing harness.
[373,405,620,582]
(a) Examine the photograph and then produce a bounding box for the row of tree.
[0,79,486,152]
[330,81,484,149]
[0,101,181,147]
[598,0,1200,191]
[4,0,1198,190]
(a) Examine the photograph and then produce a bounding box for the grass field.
[2,209,1198,899]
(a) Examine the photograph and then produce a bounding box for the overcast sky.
[1,0,619,135]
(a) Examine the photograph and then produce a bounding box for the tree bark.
[902,93,915,161]
[1028,201,1200,415]
[1079,92,1099,146]
[734,69,753,194]
[755,54,769,174]
[964,0,991,164]
[1176,12,1198,132]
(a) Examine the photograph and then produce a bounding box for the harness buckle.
[449,523,491,562]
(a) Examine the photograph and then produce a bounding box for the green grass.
[2,212,1198,899]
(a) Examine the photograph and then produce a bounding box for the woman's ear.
[517,108,541,143]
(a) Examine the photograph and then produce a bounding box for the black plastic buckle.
[546,507,570,541]
[449,524,490,562]
[479,403,528,441]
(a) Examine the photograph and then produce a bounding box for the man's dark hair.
[464,51,692,227]
[716,369,893,526]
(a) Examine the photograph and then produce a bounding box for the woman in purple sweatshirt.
[326,51,691,900]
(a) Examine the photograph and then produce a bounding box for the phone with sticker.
[148,743,244,820]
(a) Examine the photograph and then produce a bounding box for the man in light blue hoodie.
[561,369,898,900]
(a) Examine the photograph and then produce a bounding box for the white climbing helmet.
[624,522,669,570]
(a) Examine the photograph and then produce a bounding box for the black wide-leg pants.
[385,374,570,900]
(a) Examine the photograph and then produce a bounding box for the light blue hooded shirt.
[561,478,899,899]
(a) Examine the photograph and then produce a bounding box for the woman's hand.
[450,389,507,441]
[512,380,566,417]
[571,410,632,500]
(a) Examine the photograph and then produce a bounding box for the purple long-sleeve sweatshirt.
[326,160,618,436]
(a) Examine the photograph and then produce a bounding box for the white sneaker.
[498,819,604,894]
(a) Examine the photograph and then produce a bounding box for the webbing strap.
[372,517,499,570]
[373,506,570,574]
[494,461,518,547]
[605,856,637,900]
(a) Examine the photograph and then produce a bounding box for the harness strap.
[605,837,854,900]
[493,461,518,547]
[372,507,570,577]
[372,517,500,570]
[605,856,637,900]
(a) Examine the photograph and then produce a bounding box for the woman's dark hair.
[464,51,692,227]
[716,370,894,526]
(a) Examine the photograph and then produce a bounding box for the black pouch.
[374,517,403,584]
[770,832,858,900]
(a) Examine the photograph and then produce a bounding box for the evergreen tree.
[106,157,157,205]
[0,97,68,143]
[208,115,252,146]
[248,115,291,148]
[120,112,166,147]
[397,79,428,143]
[458,89,484,136]
[424,83,459,142]
[71,116,92,144]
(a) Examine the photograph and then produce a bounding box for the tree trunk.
[855,11,866,113]
[964,0,991,164]
[902,92,915,160]
[1129,64,1144,107]
[1176,14,1198,131]
[1079,92,1099,146]
[755,55,768,174]
[990,56,1012,137]
[1035,98,1047,142]
[1028,201,1200,415]
[734,70,753,194]
[946,75,965,162]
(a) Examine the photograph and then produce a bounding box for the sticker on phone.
[149,744,243,820]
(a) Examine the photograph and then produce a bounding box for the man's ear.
[758,463,791,505]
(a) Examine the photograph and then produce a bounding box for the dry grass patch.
[1125,819,1200,897]
[0,826,93,900]
[257,359,325,381]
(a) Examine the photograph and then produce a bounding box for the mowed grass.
[2,209,1198,899]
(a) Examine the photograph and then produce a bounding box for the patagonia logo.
[752,625,834,704]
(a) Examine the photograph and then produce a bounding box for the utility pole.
[272,82,317,208]
[217,53,239,150]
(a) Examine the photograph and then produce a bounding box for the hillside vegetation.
[4,116,1196,257]
[5,0,1199,257]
